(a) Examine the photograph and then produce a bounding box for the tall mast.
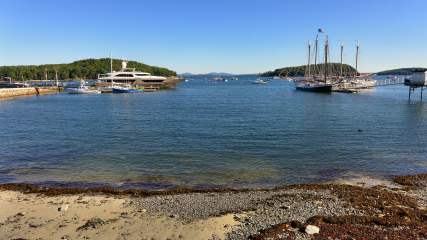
[110,51,114,87]
[324,36,328,82]
[307,39,311,79]
[340,40,343,78]
[314,35,318,77]
[355,40,359,79]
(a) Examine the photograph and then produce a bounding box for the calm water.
[0,76,426,189]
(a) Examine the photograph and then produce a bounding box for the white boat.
[339,78,377,89]
[68,81,101,94]
[215,75,228,81]
[251,79,267,84]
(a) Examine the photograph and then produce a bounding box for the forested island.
[0,59,177,81]
[261,63,357,77]
[376,68,422,75]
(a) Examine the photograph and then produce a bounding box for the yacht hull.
[95,77,184,90]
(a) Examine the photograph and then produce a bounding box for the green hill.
[0,58,177,81]
[262,63,357,77]
[376,68,424,75]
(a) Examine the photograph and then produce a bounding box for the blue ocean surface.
[0,76,426,190]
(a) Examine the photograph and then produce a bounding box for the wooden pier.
[403,69,427,99]
[404,79,426,99]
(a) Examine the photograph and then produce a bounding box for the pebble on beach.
[305,225,320,234]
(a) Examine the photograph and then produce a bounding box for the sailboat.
[278,73,292,80]
[293,36,332,92]
[333,41,377,90]
[100,51,128,91]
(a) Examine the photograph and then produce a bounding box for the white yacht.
[94,57,183,90]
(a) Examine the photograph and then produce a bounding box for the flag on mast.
[318,29,324,33]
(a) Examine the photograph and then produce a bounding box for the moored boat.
[112,88,143,93]
[112,83,143,93]
[94,54,183,90]
[251,79,267,84]
[295,81,332,92]
[293,37,332,93]
[68,80,101,94]
[333,41,377,90]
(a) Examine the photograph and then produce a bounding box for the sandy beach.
[0,190,238,240]
[1,175,427,240]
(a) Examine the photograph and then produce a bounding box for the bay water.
[0,76,426,189]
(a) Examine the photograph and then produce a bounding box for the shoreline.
[1,174,427,239]
[0,169,405,192]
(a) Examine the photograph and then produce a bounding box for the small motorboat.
[251,79,267,84]
[68,81,101,94]
[112,84,143,93]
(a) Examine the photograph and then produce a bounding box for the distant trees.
[0,58,177,81]
[376,68,421,75]
[261,63,357,77]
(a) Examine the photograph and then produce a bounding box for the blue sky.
[1,0,426,74]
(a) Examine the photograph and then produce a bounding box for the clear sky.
[1,0,426,75]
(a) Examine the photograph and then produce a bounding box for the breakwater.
[0,86,63,99]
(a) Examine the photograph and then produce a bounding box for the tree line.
[0,58,177,81]
[262,63,357,77]
[376,68,423,75]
